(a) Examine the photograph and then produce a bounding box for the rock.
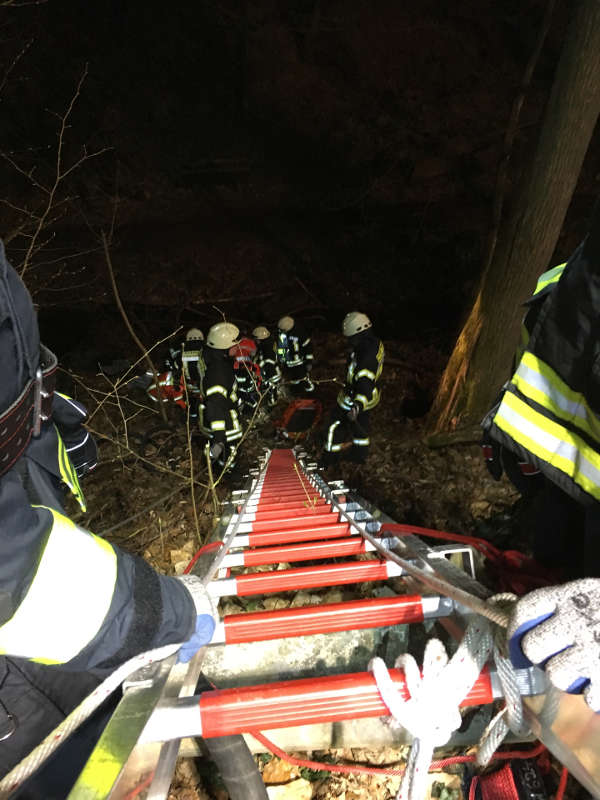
[264,596,291,610]
[262,756,301,783]
[266,778,314,799]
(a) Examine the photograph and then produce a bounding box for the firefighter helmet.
[342,311,372,337]
[253,325,270,340]
[206,322,240,350]
[186,327,204,341]
[278,316,294,332]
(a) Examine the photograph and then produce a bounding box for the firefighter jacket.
[337,330,384,412]
[0,244,196,670]
[487,230,600,506]
[201,348,242,446]
[182,339,205,387]
[276,325,314,369]
[256,336,281,387]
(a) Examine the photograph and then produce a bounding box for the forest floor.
[64,332,573,800]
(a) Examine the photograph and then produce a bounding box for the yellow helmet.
[186,327,204,341]
[342,311,372,337]
[253,325,270,340]
[277,315,295,332]
[206,322,240,350]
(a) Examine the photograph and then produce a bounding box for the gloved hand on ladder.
[176,575,219,663]
[508,578,600,711]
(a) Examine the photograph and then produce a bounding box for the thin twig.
[102,230,168,423]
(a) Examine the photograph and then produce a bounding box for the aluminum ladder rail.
[69,448,600,798]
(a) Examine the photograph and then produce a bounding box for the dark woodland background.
[2,0,599,363]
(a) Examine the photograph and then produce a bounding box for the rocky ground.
[62,332,573,800]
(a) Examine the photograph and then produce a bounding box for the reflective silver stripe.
[326,420,341,452]
[495,396,600,492]
[0,508,117,664]
[355,394,369,408]
[514,357,600,444]
[66,432,90,452]
[211,421,226,431]
[206,385,228,397]
[353,438,370,446]
[302,338,311,347]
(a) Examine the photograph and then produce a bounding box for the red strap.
[479,763,520,800]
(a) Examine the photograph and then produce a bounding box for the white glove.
[209,441,224,461]
[508,578,600,710]
[176,575,219,663]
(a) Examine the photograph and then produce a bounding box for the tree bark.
[428,0,600,433]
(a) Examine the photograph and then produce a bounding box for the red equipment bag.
[276,398,323,441]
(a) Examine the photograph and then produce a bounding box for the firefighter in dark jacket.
[0,242,216,791]
[276,315,314,393]
[323,312,384,465]
[201,322,243,469]
[483,206,600,579]
[253,325,281,406]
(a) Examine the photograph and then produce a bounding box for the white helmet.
[342,311,372,337]
[206,322,240,350]
[253,325,270,340]
[186,327,204,341]
[278,315,295,332]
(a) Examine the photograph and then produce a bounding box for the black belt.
[0,345,57,478]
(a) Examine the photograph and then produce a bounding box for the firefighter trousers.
[324,406,371,463]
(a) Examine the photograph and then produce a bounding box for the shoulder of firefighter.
[0,243,203,671]
[483,226,600,505]
[337,334,384,412]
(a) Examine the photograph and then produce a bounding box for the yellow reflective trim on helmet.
[56,429,86,512]
[0,508,117,664]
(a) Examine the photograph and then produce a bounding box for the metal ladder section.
[70,448,600,799]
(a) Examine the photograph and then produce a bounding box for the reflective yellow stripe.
[0,508,117,664]
[494,390,600,501]
[206,385,228,397]
[533,263,566,296]
[356,368,376,381]
[514,352,600,446]
[326,420,341,452]
[355,394,369,409]
[353,438,370,446]
[56,429,86,512]
[211,420,226,431]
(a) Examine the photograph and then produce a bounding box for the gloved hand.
[176,575,218,663]
[480,432,503,481]
[209,441,224,461]
[347,403,360,423]
[508,579,600,710]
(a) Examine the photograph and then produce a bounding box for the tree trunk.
[427,0,600,433]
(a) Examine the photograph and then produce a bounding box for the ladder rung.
[208,558,403,597]
[215,594,452,644]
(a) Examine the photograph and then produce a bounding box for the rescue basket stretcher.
[56,449,600,798]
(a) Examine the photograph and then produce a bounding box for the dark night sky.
[1,0,599,358]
